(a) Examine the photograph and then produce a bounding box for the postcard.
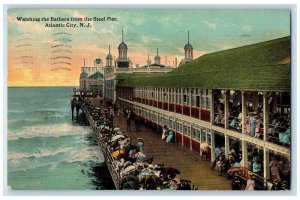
[6,7,291,191]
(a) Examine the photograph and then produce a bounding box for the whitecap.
[8,118,40,124]
[8,147,73,162]
[8,123,91,141]
[8,140,104,172]
[33,108,63,113]
[8,110,24,113]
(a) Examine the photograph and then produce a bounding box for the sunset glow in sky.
[7,9,290,86]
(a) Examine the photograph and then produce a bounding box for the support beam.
[263,147,270,182]
[181,123,184,146]
[190,125,192,151]
[190,89,192,117]
[181,88,183,115]
[175,88,177,113]
[241,140,248,167]
[263,92,269,141]
[224,90,230,129]
[241,91,246,134]
[168,88,170,111]
[211,90,215,125]
[211,131,216,162]
[224,134,230,159]
[156,88,159,106]
[199,88,201,120]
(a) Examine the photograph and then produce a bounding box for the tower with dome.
[179,30,194,67]
[116,29,130,68]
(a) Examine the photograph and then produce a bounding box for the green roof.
[118,36,291,92]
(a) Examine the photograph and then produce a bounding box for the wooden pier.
[81,98,232,190]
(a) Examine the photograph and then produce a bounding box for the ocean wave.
[33,108,63,113]
[68,145,105,164]
[8,118,41,124]
[8,110,24,113]
[8,144,104,172]
[44,114,70,119]
[8,123,91,141]
[8,147,73,162]
[10,102,21,105]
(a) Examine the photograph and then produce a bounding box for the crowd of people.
[268,112,290,146]
[210,145,242,177]
[214,99,291,147]
[81,100,196,190]
[209,142,290,190]
[76,97,290,191]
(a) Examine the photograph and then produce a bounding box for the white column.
[224,90,229,129]
[168,88,170,111]
[156,88,158,107]
[199,88,202,120]
[263,147,270,182]
[241,91,246,134]
[211,131,216,162]
[211,90,215,124]
[190,125,192,151]
[263,92,269,141]
[181,123,184,146]
[190,89,192,117]
[146,86,148,104]
[174,88,177,113]
[181,88,183,114]
[224,134,230,159]
[241,140,248,167]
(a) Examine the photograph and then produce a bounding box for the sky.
[7,9,290,87]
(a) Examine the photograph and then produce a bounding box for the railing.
[267,124,290,148]
[214,113,225,126]
[227,115,242,132]
[82,104,121,189]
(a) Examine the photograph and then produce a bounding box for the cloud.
[202,20,217,29]
[158,15,184,27]
[242,25,252,32]
[141,35,162,44]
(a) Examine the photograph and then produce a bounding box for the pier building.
[76,30,291,189]
[114,36,291,185]
[78,58,104,97]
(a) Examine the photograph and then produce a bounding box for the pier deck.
[113,114,232,190]
[87,98,231,190]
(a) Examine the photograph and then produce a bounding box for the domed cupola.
[184,30,193,62]
[106,45,113,67]
[154,48,161,65]
[118,42,128,49]
[118,29,128,60]
[184,43,193,50]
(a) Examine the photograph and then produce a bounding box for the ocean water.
[7,87,114,190]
